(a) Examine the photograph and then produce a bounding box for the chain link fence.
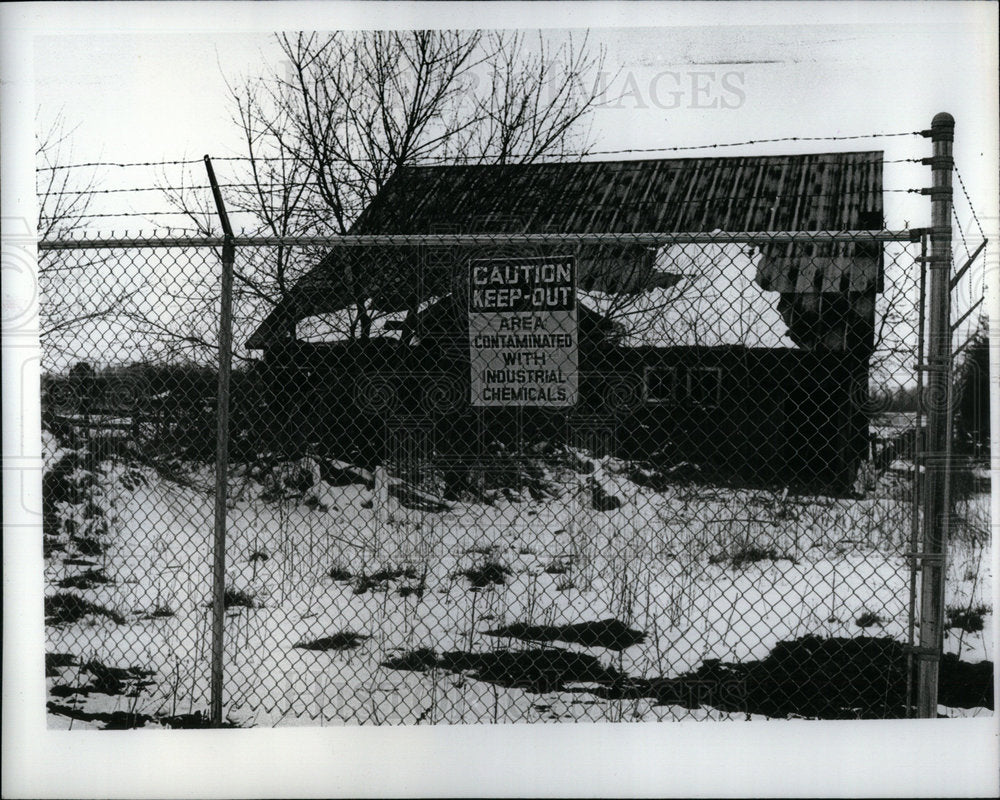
[38,153,993,728]
[40,231,989,727]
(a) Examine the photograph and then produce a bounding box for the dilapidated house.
[246,152,884,492]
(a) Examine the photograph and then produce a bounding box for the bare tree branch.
[158,30,609,344]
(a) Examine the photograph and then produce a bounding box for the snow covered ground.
[42,428,993,727]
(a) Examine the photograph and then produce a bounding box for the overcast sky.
[25,8,1000,241]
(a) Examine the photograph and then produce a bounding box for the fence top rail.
[37,229,916,251]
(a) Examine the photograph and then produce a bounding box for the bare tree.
[35,111,127,370]
[869,243,922,389]
[36,111,98,240]
[38,112,228,371]
[161,29,609,342]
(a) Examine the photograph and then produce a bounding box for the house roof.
[353,152,883,234]
[247,151,883,349]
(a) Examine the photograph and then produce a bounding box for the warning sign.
[468,255,578,406]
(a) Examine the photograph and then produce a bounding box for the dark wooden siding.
[255,340,863,492]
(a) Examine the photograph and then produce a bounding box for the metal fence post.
[916,112,954,718]
[205,156,236,727]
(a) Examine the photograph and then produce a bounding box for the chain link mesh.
[38,230,991,727]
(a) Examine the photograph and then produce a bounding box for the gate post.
[916,112,954,718]
[205,156,236,727]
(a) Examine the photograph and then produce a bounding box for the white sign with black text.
[468,255,578,407]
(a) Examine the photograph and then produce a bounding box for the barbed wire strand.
[38,158,928,197]
[953,166,987,241]
[35,131,926,172]
[53,188,926,221]
[952,207,972,262]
